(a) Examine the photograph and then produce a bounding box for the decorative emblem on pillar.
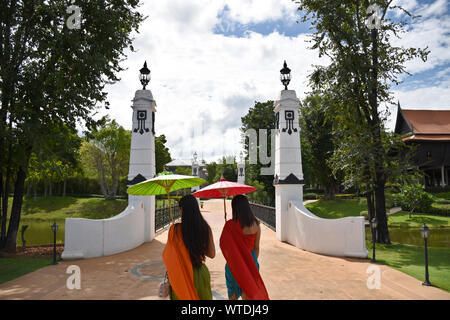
[134,110,150,135]
[282,110,297,135]
[239,167,244,177]
[152,112,155,134]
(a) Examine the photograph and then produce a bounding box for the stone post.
[127,89,156,242]
[273,89,304,242]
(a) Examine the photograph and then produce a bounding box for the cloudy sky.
[100,0,450,162]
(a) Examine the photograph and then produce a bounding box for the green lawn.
[368,243,450,292]
[19,196,128,221]
[387,211,450,228]
[0,257,52,285]
[305,198,450,228]
[5,196,177,222]
[305,199,366,219]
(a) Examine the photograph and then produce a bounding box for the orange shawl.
[162,224,199,300]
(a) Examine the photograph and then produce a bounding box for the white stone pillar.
[273,89,303,242]
[237,151,245,184]
[127,89,156,242]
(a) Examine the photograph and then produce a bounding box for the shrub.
[304,188,324,194]
[335,194,356,199]
[360,210,368,220]
[393,184,433,216]
[435,198,450,205]
[428,206,450,217]
[434,191,450,200]
[425,186,450,194]
[303,193,317,200]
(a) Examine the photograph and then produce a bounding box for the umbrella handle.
[223,197,227,222]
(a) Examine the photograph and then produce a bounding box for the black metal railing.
[155,204,180,231]
[249,202,276,230]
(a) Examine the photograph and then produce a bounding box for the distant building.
[394,105,450,187]
[165,158,208,181]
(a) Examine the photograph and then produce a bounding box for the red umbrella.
[192,176,257,221]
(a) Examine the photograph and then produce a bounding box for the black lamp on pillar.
[139,61,151,90]
[280,60,291,90]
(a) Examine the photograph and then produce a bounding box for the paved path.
[0,200,449,300]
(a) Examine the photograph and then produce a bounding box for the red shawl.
[220,219,269,300]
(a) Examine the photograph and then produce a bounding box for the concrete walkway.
[0,200,449,300]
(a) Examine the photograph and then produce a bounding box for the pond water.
[365,226,450,248]
[15,220,65,246]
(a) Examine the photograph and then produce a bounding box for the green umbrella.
[127,171,205,223]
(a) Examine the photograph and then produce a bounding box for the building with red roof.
[394,104,450,187]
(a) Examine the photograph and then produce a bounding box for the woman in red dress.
[220,195,269,300]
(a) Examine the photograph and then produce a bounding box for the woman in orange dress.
[162,195,215,300]
[220,195,269,300]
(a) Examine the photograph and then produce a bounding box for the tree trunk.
[33,180,37,201]
[63,178,67,197]
[324,184,335,200]
[367,191,375,222]
[49,178,52,196]
[375,181,390,244]
[99,172,107,199]
[367,27,390,244]
[26,180,31,196]
[0,166,11,248]
[5,166,27,252]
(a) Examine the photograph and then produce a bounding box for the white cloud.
[97,0,448,162]
[389,0,450,76]
[101,0,323,162]
[220,0,299,25]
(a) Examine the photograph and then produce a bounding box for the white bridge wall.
[61,202,147,260]
[285,200,368,258]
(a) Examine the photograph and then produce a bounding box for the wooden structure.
[394,105,450,187]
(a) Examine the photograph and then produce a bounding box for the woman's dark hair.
[231,195,259,228]
[178,195,210,268]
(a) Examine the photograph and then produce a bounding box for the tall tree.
[0,0,144,251]
[241,101,276,206]
[80,118,130,200]
[175,166,191,176]
[155,134,172,174]
[299,94,340,199]
[296,0,429,243]
[219,156,237,182]
[205,162,219,185]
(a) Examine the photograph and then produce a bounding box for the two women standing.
[162,194,269,300]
